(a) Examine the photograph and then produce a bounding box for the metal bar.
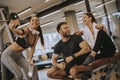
[0,26,6,80]
[0,20,8,22]
[115,0,120,12]
[105,63,117,80]
[0,10,14,43]
[0,8,14,80]
[102,0,112,36]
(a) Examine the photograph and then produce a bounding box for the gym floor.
[38,68,118,80]
[38,68,59,80]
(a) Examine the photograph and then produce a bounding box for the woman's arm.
[28,35,39,62]
[9,21,25,35]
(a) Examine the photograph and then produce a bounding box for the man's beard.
[63,34,70,38]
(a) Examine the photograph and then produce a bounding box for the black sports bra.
[16,29,36,49]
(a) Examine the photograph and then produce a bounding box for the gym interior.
[0,0,120,80]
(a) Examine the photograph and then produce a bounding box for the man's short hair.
[57,22,67,33]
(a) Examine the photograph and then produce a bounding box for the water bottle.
[28,64,34,77]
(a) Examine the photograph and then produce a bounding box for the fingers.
[61,62,66,65]
[70,67,78,77]
[61,62,66,67]
[95,24,104,30]
[58,62,66,70]
[74,30,83,35]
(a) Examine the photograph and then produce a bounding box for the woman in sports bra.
[1,13,44,80]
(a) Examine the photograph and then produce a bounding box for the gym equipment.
[71,52,120,80]
[41,54,48,60]
[0,8,14,80]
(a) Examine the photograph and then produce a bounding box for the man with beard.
[47,22,91,79]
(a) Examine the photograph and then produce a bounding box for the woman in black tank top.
[1,13,44,80]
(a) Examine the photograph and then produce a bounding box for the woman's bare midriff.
[8,42,26,52]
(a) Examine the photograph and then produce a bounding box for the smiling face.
[12,19,20,26]
[59,24,70,38]
[82,14,92,25]
[30,16,40,30]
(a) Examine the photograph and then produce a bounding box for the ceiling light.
[95,14,105,18]
[112,12,120,16]
[93,12,97,15]
[76,11,83,16]
[62,17,65,20]
[95,4,104,8]
[95,0,115,8]
[40,10,61,19]
[74,1,84,5]
[77,20,83,24]
[18,7,31,16]
[41,21,53,27]
[105,0,115,4]
[77,17,82,21]
[44,0,49,2]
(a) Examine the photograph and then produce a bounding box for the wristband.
[101,26,104,30]
[72,54,76,59]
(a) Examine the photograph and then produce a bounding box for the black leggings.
[64,53,90,75]
[93,30,116,60]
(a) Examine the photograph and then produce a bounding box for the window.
[34,32,61,56]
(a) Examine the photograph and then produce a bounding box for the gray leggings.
[1,47,39,80]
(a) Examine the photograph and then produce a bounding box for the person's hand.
[65,56,73,63]
[95,24,104,30]
[9,21,16,29]
[70,65,78,77]
[57,62,66,70]
[74,30,83,35]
